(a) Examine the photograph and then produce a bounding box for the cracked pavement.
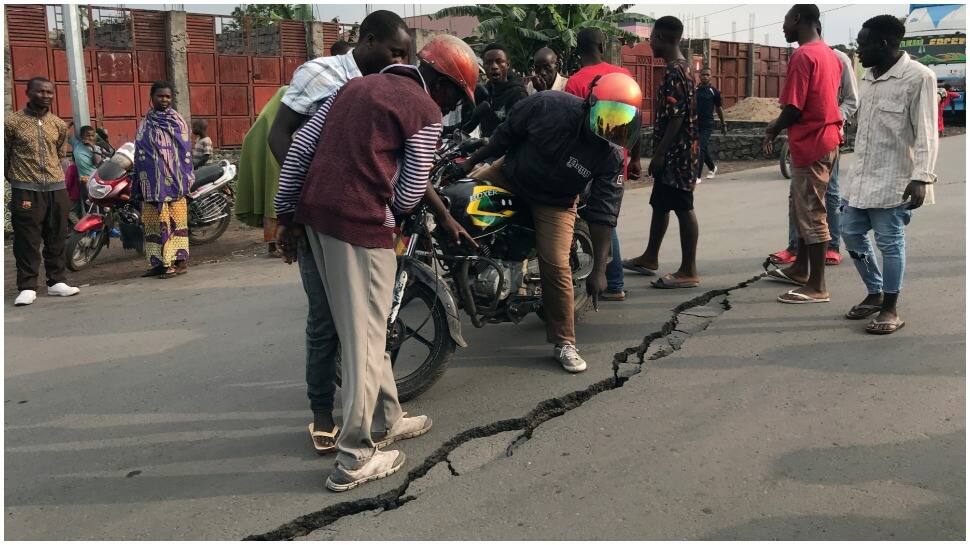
[5,136,965,539]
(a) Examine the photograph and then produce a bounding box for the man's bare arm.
[268,104,309,165]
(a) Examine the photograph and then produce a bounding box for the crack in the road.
[244,273,764,541]
[444,456,460,477]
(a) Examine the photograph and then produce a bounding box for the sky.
[130,3,914,48]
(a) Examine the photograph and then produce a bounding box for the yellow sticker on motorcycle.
[466,185,516,228]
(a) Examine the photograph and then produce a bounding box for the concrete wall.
[409,28,448,64]
[4,14,12,113]
[307,21,327,59]
[165,10,191,122]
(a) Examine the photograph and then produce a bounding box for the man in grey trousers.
[274,36,479,491]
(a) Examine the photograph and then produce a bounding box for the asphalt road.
[5,136,965,539]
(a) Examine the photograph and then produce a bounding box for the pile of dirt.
[724,97,781,122]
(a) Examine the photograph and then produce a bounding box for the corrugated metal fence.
[621,38,791,124]
[5,5,342,147]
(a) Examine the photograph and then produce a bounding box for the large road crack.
[245,273,764,540]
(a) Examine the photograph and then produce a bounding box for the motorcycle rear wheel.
[189,214,231,245]
[66,229,106,271]
[335,279,456,402]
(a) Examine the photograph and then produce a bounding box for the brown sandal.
[309,423,340,454]
[158,262,188,279]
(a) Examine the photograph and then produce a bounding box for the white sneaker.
[555,343,587,373]
[47,283,80,297]
[375,415,433,448]
[326,449,406,492]
[706,166,717,179]
[14,290,36,306]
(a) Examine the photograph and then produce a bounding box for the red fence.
[185,15,307,147]
[619,43,666,126]
[620,38,790,124]
[692,39,790,108]
[4,5,342,147]
[6,5,168,145]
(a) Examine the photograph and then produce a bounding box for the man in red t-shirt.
[764,4,843,305]
[564,28,641,302]
[937,82,960,136]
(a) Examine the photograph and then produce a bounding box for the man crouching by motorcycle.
[449,73,643,373]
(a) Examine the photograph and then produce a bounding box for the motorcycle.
[336,133,595,401]
[66,142,237,271]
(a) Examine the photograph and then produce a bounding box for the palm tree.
[431,4,652,73]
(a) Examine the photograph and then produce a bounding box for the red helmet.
[587,72,643,150]
[418,34,478,105]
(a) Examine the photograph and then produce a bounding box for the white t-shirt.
[281,51,362,116]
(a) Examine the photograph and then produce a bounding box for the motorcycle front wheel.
[335,279,456,402]
[66,229,107,271]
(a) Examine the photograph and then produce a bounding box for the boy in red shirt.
[764,4,843,304]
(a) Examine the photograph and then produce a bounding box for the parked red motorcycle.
[66,142,236,271]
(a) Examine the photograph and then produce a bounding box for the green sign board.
[901,34,966,65]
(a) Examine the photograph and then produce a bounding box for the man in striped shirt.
[841,15,938,335]
[274,36,479,492]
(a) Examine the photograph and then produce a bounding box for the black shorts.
[649,180,694,212]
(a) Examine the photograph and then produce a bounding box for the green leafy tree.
[226,4,313,29]
[431,4,652,74]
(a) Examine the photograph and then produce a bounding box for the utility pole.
[364,4,372,16]
[731,21,737,41]
[704,17,709,39]
[746,13,755,97]
[63,4,90,128]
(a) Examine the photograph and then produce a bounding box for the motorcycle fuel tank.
[439,180,520,237]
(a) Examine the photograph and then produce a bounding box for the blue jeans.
[841,204,912,294]
[788,156,841,252]
[606,229,624,292]
[297,234,339,414]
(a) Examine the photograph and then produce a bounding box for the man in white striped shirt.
[841,15,938,335]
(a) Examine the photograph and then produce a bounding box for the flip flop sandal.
[765,269,807,286]
[309,423,340,455]
[845,304,882,320]
[622,260,658,276]
[142,266,166,278]
[158,267,179,279]
[651,274,700,289]
[866,319,905,335]
[767,250,798,266]
[777,289,830,304]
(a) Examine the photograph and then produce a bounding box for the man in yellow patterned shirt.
[4,77,79,306]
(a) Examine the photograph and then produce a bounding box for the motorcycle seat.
[191,164,224,191]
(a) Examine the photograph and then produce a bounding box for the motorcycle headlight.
[87,179,111,199]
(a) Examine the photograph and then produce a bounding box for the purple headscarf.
[134,107,195,203]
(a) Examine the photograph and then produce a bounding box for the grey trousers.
[305,227,403,468]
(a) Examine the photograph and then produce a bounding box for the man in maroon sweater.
[275,35,479,492]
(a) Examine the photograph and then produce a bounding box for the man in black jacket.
[451,77,641,373]
[467,43,528,137]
